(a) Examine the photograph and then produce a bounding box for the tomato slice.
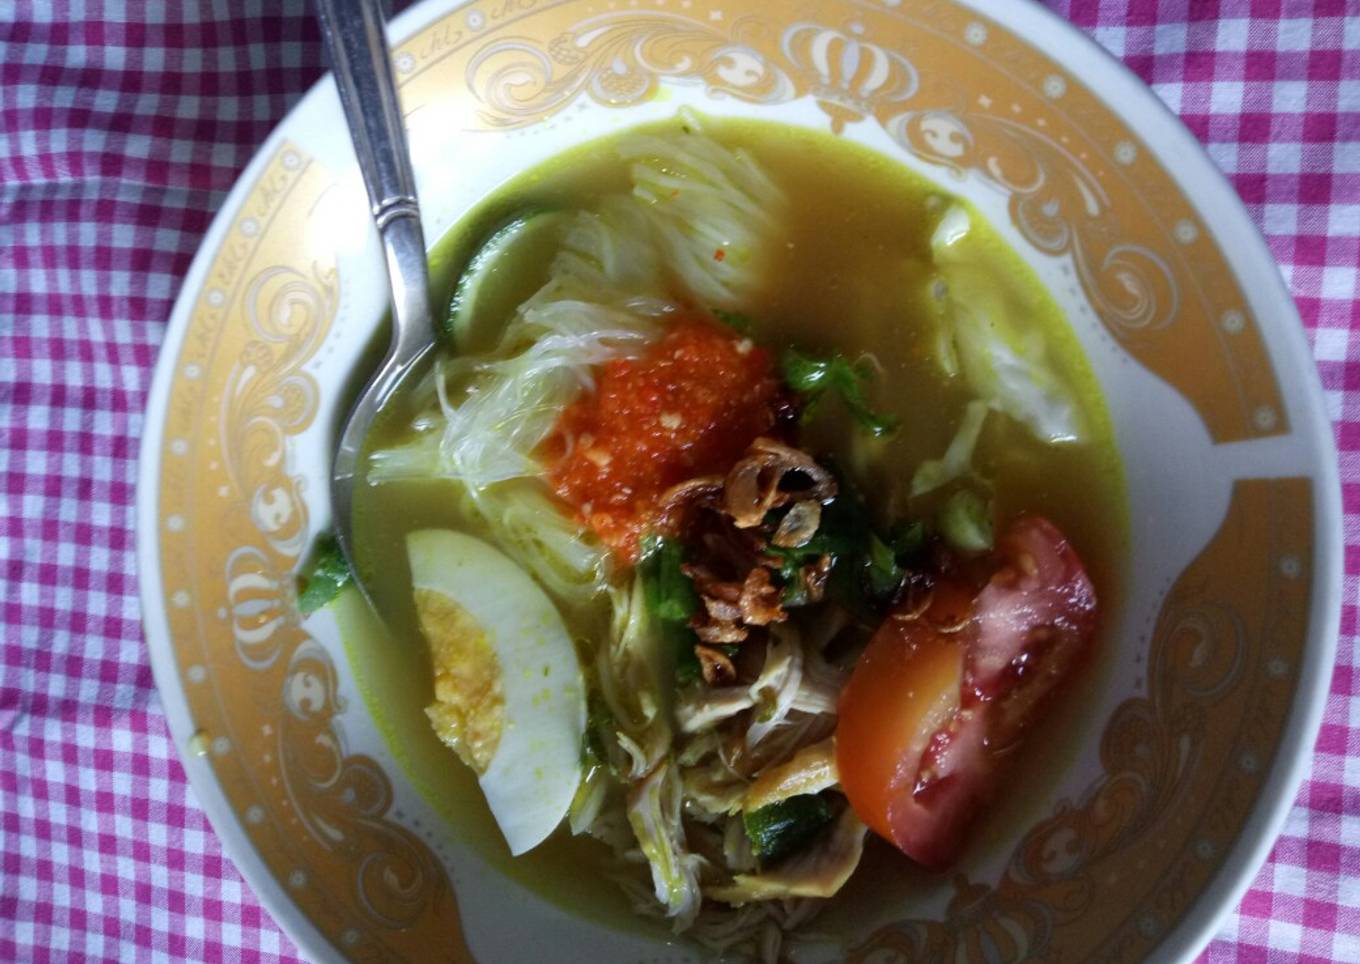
[836,515,1097,869]
[969,516,1098,703]
[834,612,963,845]
[890,702,992,869]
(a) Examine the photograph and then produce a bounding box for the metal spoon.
[316,0,434,590]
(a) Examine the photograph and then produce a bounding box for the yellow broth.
[344,116,1128,935]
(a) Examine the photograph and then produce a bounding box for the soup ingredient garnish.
[355,113,1121,954]
[743,737,839,811]
[640,536,705,685]
[835,516,1096,868]
[546,317,784,560]
[296,535,352,615]
[443,210,570,352]
[743,793,834,863]
[408,528,586,856]
[708,807,868,905]
[910,398,990,497]
[628,759,703,925]
[367,297,660,601]
[650,437,934,682]
[929,205,1085,444]
[780,347,900,437]
[938,489,994,554]
[761,471,923,614]
[622,122,787,309]
[710,307,755,334]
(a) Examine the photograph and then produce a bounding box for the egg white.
[407,529,586,855]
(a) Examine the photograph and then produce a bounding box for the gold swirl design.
[847,880,1055,962]
[225,546,294,670]
[465,12,793,126]
[157,143,468,960]
[888,109,1180,336]
[279,641,445,928]
[220,264,334,559]
[780,21,919,132]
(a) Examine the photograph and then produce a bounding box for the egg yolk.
[418,588,506,774]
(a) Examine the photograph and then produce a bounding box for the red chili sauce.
[545,317,782,561]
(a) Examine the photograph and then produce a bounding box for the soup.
[331,112,1127,956]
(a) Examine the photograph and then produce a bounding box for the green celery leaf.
[296,535,352,615]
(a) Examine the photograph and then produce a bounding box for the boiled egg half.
[408,529,585,855]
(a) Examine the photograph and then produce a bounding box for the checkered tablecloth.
[1,1,1356,960]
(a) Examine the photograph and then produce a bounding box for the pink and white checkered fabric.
[1,1,1355,961]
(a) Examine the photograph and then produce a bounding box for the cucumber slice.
[743,793,834,864]
[444,210,570,353]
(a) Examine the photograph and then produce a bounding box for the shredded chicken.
[677,685,757,733]
[735,710,838,777]
[744,737,839,811]
[681,758,748,816]
[615,437,882,943]
[745,627,804,748]
[706,808,868,904]
[790,647,847,716]
[677,729,724,767]
[627,759,704,927]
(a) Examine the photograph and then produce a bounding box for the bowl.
[137,0,1342,960]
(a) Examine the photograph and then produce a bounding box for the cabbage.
[543,196,670,307]
[540,110,786,311]
[364,304,656,488]
[368,114,790,610]
[365,296,661,603]
[909,398,990,497]
[930,205,1086,444]
[938,488,994,553]
[621,110,787,310]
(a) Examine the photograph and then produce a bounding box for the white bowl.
[138,0,1341,960]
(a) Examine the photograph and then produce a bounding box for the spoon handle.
[317,0,434,574]
[315,0,432,351]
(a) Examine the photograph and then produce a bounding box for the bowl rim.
[987,2,1341,960]
[136,0,1344,961]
